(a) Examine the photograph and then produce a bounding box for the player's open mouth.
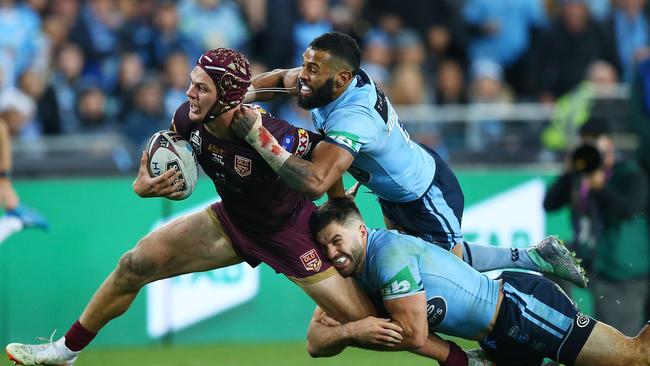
[189,103,200,114]
[298,81,313,97]
[333,255,349,270]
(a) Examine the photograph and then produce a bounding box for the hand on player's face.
[230,105,262,139]
[133,150,185,199]
[346,316,404,347]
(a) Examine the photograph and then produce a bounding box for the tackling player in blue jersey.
[305,198,650,366]
[231,31,586,287]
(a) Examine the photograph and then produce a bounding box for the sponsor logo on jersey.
[381,266,421,297]
[300,249,322,272]
[234,155,252,177]
[296,129,311,157]
[328,131,360,152]
[281,133,294,151]
[426,296,447,328]
[576,312,590,328]
[190,130,202,154]
[211,153,224,166]
[507,326,530,343]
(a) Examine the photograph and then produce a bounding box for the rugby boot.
[466,349,494,366]
[527,235,588,288]
[6,337,78,365]
[6,204,49,230]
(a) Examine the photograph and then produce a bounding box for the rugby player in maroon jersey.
[5,48,376,366]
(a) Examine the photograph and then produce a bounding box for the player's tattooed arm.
[231,106,353,200]
[244,67,300,102]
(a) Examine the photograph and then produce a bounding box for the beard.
[297,77,336,110]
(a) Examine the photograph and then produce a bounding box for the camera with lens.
[570,144,602,174]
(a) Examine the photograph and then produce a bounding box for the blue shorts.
[480,271,596,365]
[378,145,464,250]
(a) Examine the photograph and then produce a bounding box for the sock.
[462,241,538,272]
[0,215,23,244]
[64,320,97,352]
[441,340,468,366]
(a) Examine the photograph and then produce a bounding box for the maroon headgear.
[196,48,252,122]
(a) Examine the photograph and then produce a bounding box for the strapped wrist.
[0,170,10,179]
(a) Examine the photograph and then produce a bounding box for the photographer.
[544,118,650,336]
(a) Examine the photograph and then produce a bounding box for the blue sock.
[461,241,538,272]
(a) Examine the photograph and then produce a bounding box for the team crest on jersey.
[190,130,202,154]
[281,133,294,151]
[300,249,322,272]
[234,155,252,177]
[296,129,311,157]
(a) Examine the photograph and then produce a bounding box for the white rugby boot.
[6,337,79,365]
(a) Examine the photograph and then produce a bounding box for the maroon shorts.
[210,201,335,284]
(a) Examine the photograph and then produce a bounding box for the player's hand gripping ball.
[146,130,199,200]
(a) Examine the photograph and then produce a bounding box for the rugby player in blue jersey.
[305,198,650,366]
[232,31,587,288]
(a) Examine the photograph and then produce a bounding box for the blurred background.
[0,0,649,365]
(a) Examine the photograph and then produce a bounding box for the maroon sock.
[64,320,97,352]
[441,341,469,366]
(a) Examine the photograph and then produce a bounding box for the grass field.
[4,339,479,366]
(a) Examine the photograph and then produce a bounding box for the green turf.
[3,339,478,366]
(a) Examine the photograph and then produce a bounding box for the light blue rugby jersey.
[355,229,500,340]
[310,69,435,202]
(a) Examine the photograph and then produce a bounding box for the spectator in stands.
[76,86,114,134]
[123,78,166,150]
[17,69,60,136]
[392,29,437,96]
[544,118,650,336]
[388,62,447,159]
[68,0,121,91]
[178,0,249,51]
[434,59,467,105]
[466,59,513,152]
[112,52,145,121]
[463,0,548,96]
[117,0,156,67]
[540,0,619,99]
[292,0,332,67]
[162,51,190,121]
[49,43,85,134]
[150,0,201,70]
[360,30,392,88]
[609,0,650,83]
[542,60,618,153]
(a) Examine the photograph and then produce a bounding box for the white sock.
[0,215,24,244]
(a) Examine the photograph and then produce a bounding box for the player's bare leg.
[79,209,241,332]
[574,321,650,366]
[297,271,375,323]
[6,208,242,365]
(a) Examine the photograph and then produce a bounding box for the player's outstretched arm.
[244,67,300,102]
[231,106,353,200]
[133,151,185,199]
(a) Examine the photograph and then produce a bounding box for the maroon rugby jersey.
[171,102,323,232]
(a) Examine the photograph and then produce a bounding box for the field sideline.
[2,339,478,366]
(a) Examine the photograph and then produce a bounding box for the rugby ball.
[146,130,199,200]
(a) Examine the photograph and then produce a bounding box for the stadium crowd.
[1,0,649,158]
